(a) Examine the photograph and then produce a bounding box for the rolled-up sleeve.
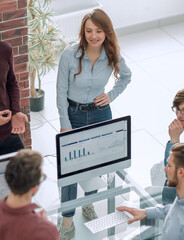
[145,204,171,220]
[56,47,71,129]
[107,56,131,101]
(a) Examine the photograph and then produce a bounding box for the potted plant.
[27,0,66,111]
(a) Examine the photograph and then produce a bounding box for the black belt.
[68,99,96,111]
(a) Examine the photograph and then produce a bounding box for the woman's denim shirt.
[57,43,131,129]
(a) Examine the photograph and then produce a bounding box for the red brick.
[19,81,24,89]
[13,46,18,55]
[18,0,27,9]
[23,35,27,44]
[0,18,27,31]
[19,44,28,54]
[15,62,27,73]
[23,107,30,116]
[24,79,29,88]
[24,128,31,138]
[19,79,29,89]
[24,140,32,148]
[25,145,32,149]
[21,97,30,107]
[7,37,22,47]
[21,89,30,98]
[23,135,31,143]
[20,134,32,144]
[0,13,2,22]
[25,121,30,129]
[0,2,17,13]
[20,71,29,80]
[24,134,31,141]
[0,0,14,3]
[3,8,27,21]
[2,27,27,40]
[14,54,28,64]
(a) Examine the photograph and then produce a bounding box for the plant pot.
[30,89,45,112]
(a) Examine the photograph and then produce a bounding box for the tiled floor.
[31,21,184,239]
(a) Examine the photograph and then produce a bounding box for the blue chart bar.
[69,152,72,160]
[64,148,92,161]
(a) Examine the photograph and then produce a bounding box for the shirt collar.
[75,46,107,60]
[1,197,39,215]
[176,196,184,204]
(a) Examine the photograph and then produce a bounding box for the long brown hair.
[75,8,120,79]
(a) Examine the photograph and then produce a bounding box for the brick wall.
[0,0,31,148]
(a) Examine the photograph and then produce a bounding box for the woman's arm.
[107,55,131,102]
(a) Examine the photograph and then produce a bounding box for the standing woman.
[57,8,131,239]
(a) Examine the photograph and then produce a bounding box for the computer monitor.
[0,152,17,199]
[56,116,131,187]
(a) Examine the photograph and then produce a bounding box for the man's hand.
[169,119,184,143]
[11,112,28,134]
[60,127,72,132]
[116,206,146,224]
[0,110,12,126]
[94,93,111,107]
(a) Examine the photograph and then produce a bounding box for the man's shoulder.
[32,216,59,239]
[0,41,12,58]
[0,41,12,51]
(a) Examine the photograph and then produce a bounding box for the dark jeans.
[62,104,112,217]
[0,134,24,155]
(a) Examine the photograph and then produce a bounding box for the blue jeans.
[0,134,24,155]
[62,104,112,217]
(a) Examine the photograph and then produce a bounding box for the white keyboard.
[84,211,131,234]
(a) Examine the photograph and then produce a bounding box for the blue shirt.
[56,43,131,129]
[146,197,184,240]
[164,141,175,167]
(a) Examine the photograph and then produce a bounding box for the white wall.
[97,0,184,29]
[51,0,184,28]
[51,0,95,15]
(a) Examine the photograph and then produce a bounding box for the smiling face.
[84,19,106,50]
[176,102,184,128]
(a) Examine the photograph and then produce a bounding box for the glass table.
[34,129,176,239]
[44,168,176,240]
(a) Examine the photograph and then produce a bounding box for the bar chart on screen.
[60,126,128,175]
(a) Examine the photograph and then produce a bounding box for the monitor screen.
[56,116,131,187]
[0,152,17,199]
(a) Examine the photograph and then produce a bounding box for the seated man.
[162,89,184,204]
[117,143,184,240]
[0,149,59,240]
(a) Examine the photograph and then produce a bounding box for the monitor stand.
[79,177,107,192]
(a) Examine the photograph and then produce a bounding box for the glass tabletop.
[45,169,176,240]
[32,130,175,240]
